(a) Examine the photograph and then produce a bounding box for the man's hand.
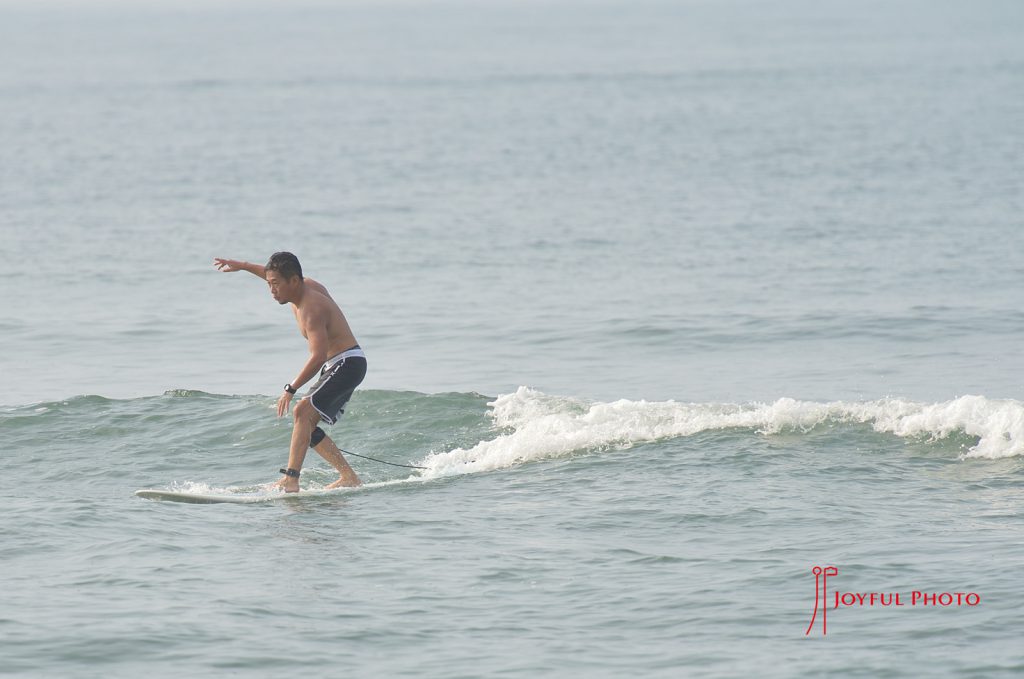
[214,258,245,272]
[277,391,293,417]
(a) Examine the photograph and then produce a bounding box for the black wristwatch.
[284,383,297,394]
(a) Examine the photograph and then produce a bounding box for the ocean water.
[2,0,1024,676]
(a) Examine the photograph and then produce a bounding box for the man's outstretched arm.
[214,258,266,279]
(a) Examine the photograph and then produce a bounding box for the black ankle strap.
[279,467,300,478]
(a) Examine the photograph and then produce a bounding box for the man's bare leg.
[272,421,362,490]
[273,398,319,492]
[314,434,362,488]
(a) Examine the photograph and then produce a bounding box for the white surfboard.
[135,486,343,504]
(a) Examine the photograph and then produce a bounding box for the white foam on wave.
[845,395,1024,459]
[168,480,260,496]
[415,387,1024,477]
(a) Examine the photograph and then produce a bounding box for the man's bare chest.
[291,306,308,338]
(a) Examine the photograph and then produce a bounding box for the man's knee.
[309,426,326,449]
[295,398,319,423]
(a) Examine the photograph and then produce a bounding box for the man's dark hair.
[266,252,303,280]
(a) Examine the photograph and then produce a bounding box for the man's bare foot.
[270,475,300,492]
[325,474,362,489]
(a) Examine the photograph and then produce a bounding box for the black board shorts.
[307,346,367,425]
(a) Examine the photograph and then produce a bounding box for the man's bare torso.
[293,278,358,357]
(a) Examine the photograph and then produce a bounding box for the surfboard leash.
[339,448,428,470]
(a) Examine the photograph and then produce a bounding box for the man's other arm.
[214,258,266,279]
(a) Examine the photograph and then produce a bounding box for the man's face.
[266,271,295,304]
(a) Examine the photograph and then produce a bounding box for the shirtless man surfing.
[214,252,365,492]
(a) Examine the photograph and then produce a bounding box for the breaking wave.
[416,387,1024,478]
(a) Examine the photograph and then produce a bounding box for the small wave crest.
[415,387,1024,477]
